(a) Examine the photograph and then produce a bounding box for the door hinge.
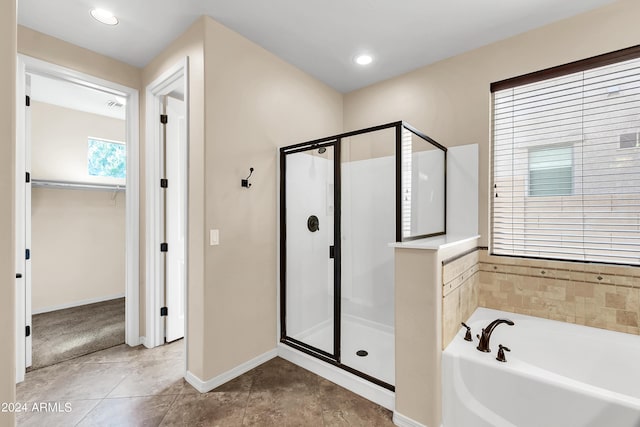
[160,243,168,252]
[160,179,168,188]
[329,245,335,259]
[25,95,30,107]
[25,249,31,260]
[26,172,30,183]
[160,114,168,124]
[26,326,31,337]
[160,307,168,317]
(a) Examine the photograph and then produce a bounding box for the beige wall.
[31,101,126,184]
[343,0,640,247]
[142,16,206,377]
[141,16,343,381]
[395,248,442,427]
[18,26,140,90]
[31,188,125,312]
[201,16,343,379]
[0,1,16,426]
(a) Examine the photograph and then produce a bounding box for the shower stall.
[279,121,446,390]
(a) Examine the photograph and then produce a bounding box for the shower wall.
[285,147,396,334]
[341,156,395,327]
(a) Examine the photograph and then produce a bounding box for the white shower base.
[296,315,395,386]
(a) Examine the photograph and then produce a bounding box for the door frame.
[144,58,189,349]
[15,55,140,382]
[279,140,341,361]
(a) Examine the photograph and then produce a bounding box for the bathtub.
[443,307,640,427]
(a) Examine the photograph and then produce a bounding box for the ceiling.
[18,0,617,93]
[30,73,126,120]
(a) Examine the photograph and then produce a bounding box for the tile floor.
[17,340,395,426]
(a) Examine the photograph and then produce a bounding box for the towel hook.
[241,167,254,188]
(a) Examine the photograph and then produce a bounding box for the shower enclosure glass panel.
[283,144,335,356]
[280,121,445,390]
[401,125,447,240]
[341,128,396,386]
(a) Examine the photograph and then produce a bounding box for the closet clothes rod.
[31,179,126,192]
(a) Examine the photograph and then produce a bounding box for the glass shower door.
[281,142,337,359]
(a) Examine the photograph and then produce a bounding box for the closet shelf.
[31,179,125,192]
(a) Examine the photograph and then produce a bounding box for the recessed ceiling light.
[90,8,119,26]
[354,54,373,66]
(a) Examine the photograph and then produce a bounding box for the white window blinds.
[492,54,640,265]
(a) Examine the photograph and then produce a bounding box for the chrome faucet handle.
[496,344,511,362]
[460,322,473,341]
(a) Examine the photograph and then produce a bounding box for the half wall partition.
[280,121,446,390]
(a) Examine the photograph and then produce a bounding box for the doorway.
[15,55,140,382]
[145,59,188,349]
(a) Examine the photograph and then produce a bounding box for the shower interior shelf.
[31,179,126,192]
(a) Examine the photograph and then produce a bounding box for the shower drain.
[356,350,368,357]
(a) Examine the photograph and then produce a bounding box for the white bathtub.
[443,307,640,427]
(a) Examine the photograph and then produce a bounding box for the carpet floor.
[30,297,125,370]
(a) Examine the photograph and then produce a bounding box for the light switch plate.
[210,229,219,246]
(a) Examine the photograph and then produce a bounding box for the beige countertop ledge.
[389,234,480,250]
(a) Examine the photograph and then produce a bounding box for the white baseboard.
[185,348,278,393]
[124,336,141,347]
[32,293,125,314]
[392,412,429,427]
[278,343,395,411]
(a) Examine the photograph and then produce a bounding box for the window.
[620,132,640,149]
[528,145,573,197]
[491,47,640,265]
[88,138,126,179]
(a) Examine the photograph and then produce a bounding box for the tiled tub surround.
[478,251,640,335]
[441,249,640,349]
[442,251,480,349]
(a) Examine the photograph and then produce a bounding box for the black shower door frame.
[279,138,341,365]
[279,122,412,392]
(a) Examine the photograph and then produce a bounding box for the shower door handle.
[329,246,335,259]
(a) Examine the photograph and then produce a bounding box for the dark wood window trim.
[490,44,640,93]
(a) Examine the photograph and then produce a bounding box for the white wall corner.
[185,348,278,393]
[392,411,430,427]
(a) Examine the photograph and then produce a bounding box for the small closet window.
[87,137,126,178]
